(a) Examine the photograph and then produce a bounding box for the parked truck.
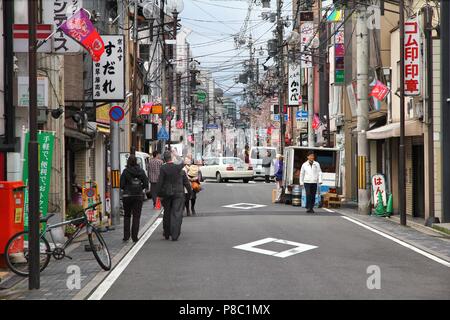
[282,146,340,206]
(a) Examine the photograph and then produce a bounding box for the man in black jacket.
[156,150,192,241]
[120,155,149,243]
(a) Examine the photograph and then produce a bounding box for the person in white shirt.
[300,150,323,213]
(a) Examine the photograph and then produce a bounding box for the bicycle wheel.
[4,231,51,277]
[88,227,111,271]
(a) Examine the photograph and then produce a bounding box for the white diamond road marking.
[233,237,318,258]
[222,203,267,210]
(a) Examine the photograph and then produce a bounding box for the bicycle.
[4,202,111,277]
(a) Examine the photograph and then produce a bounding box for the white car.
[199,157,254,183]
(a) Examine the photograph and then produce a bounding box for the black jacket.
[120,165,149,198]
[156,163,192,197]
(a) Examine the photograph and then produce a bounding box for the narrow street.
[90,181,450,300]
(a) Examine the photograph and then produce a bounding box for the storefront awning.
[96,123,110,134]
[366,120,423,140]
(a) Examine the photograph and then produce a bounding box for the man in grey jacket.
[300,150,323,213]
[156,150,192,241]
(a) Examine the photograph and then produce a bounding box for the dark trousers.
[123,196,143,242]
[150,182,158,206]
[304,183,317,210]
[185,192,197,215]
[162,195,185,240]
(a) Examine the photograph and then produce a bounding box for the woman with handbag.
[183,157,201,216]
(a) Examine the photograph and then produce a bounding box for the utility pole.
[399,0,406,225]
[131,0,138,154]
[307,66,314,147]
[160,0,167,151]
[28,0,40,289]
[306,1,314,148]
[441,0,450,223]
[356,3,370,215]
[110,109,121,227]
[276,0,285,153]
[423,4,436,226]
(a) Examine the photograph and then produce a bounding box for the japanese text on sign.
[43,0,83,53]
[93,35,125,101]
[371,174,387,206]
[288,64,301,106]
[404,17,421,96]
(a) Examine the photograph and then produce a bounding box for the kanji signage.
[42,0,83,53]
[93,35,125,101]
[404,17,421,96]
[300,22,315,68]
[371,174,386,206]
[22,131,55,229]
[288,64,301,106]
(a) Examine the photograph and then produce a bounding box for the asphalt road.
[99,180,450,300]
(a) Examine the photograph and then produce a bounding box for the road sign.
[157,126,170,140]
[273,114,288,122]
[206,123,219,130]
[109,105,125,122]
[296,110,308,121]
[197,90,207,103]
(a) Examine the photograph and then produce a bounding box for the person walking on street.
[274,154,284,203]
[148,150,163,208]
[262,150,272,183]
[157,150,192,241]
[120,155,149,243]
[300,151,323,213]
[183,158,201,216]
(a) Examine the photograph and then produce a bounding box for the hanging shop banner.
[370,80,390,101]
[42,0,83,53]
[93,35,125,101]
[288,64,301,106]
[300,22,314,68]
[371,174,387,206]
[404,17,421,96]
[22,131,55,229]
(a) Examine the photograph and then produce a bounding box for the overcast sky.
[180,0,294,100]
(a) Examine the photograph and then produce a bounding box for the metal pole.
[131,0,138,155]
[28,0,40,289]
[110,114,121,227]
[441,0,450,223]
[277,0,285,153]
[356,3,370,215]
[399,0,406,225]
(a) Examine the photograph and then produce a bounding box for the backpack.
[127,175,143,196]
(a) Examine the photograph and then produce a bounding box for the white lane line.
[88,217,163,300]
[322,208,335,213]
[341,216,450,268]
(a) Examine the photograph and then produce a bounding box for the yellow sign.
[15,208,23,224]
[96,104,111,125]
[82,181,102,224]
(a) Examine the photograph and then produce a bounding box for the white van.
[120,151,151,198]
[249,146,277,179]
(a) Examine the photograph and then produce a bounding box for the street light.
[166,0,184,17]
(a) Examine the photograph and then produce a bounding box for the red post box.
[0,181,25,258]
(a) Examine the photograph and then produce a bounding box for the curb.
[72,209,162,300]
[333,208,450,264]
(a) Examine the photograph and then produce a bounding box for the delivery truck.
[282,146,340,206]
